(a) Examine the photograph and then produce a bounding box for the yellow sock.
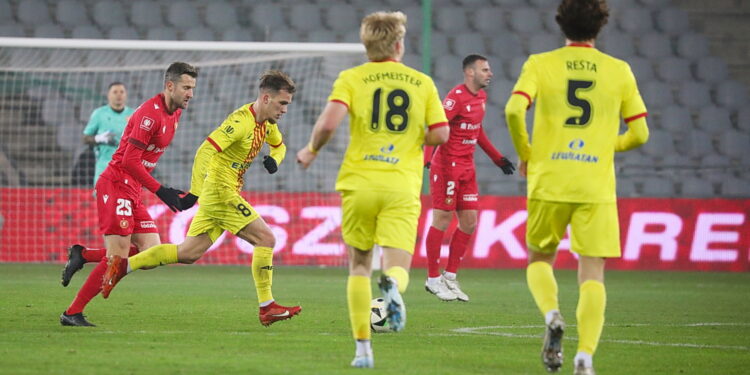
[128,244,178,271]
[577,280,606,355]
[347,275,372,340]
[251,246,274,303]
[526,261,559,316]
[384,266,409,293]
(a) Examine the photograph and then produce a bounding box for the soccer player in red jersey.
[59,62,198,327]
[423,54,515,302]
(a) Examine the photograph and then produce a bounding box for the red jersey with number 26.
[431,84,487,165]
[101,93,181,193]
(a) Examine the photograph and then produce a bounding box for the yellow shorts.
[526,199,621,258]
[340,189,421,253]
[187,187,259,243]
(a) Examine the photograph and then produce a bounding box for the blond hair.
[360,11,407,61]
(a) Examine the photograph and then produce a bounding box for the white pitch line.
[450,323,750,351]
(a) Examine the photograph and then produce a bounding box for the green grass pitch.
[0,264,748,374]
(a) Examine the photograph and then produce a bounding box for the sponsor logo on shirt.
[380,144,395,154]
[443,98,455,110]
[550,138,598,163]
[568,138,585,150]
[140,116,155,131]
[145,144,166,153]
[459,122,481,130]
[363,154,400,164]
[142,160,157,168]
[231,161,252,169]
[462,139,478,145]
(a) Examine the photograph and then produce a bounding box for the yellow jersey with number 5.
[510,45,647,203]
[328,60,448,197]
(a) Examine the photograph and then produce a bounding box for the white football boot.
[425,277,457,301]
[442,273,469,302]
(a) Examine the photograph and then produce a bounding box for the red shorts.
[428,160,479,211]
[94,175,158,236]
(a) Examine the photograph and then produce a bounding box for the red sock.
[82,245,138,263]
[81,247,105,263]
[65,258,107,315]
[445,229,472,274]
[425,226,445,278]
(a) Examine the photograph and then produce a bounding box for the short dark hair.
[164,62,198,84]
[556,0,609,42]
[462,54,488,70]
[108,81,126,90]
[259,70,296,94]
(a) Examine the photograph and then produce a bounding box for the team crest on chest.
[140,116,154,131]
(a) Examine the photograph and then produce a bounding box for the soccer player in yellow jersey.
[296,11,449,369]
[102,70,301,326]
[505,1,649,374]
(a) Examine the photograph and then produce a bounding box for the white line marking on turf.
[450,323,750,351]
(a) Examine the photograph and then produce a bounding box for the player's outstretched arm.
[121,141,160,192]
[264,126,286,174]
[615,116,649,152]
[477,128,514,175]
[297,101,347,169]
[424,145,436,169]
[425,124,449,146]
[504,93,532,162]
[188,139,220,199]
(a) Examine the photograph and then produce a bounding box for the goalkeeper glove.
[94,131,116,145]
[155,186,184,212]
[496,157,516,175]
[263,155,278,174]
[180,192,198,210]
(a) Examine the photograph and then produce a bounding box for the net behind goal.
[0,38,365,266]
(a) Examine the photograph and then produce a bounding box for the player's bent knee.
[255,229,276,249]
[177,246,204,264]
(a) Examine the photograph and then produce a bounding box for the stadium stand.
[0,0,747,198]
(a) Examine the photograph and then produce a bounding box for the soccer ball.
[370,297,390,333]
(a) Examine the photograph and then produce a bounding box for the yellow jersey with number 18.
[510,45,647,203]
[328,60,448,197]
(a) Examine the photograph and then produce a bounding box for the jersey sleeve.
[510,56,539,108]
[122,109,162,192]
[327,71,352,108]
[265,122,287,165]
[205,111,244,152]
[426,80,449,129]
[620,63,648,121]
[442,89,461,122]
[477,127,504,163]
[189,139,218,197]
[82,108,100,136]
[505,56,537,161]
